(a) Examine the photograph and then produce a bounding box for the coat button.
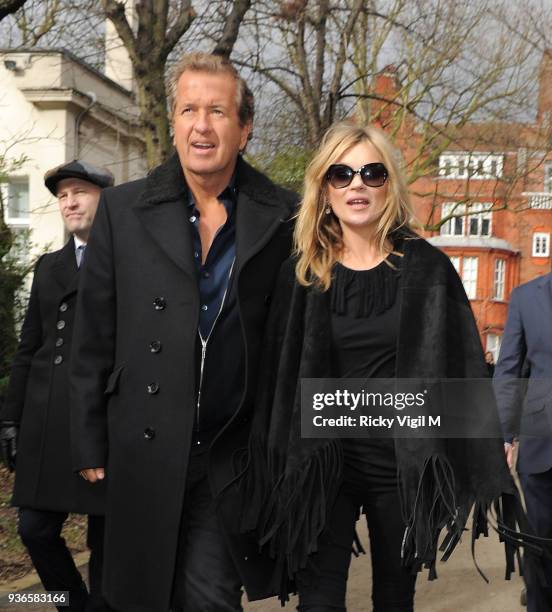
[55,337,64,347]
[56,320,66,330]
[147,382,160,394]
[153,297,166,310]
[54,355,63,365]
[59,302,68,312]
[144,427,155,440]
[149,340,162,353]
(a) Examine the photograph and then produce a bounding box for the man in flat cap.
[0,160,114,611]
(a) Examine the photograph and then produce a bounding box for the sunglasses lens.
[328,165,353,189]
[327,163,388,189]
[360,163,388,187]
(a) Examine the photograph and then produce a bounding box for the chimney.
[371,65,400,128]
[104,0,136,92]
[537,49,552,126]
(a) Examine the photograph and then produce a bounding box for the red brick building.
[374,52,552,359]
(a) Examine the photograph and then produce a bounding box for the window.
[7,226,31,264]
[468,203,492,237]
[449,256,460,273]
[462,257,478,299]
[442,158,452,177]
[486,334,501,363]
[441,202,491,237]
[450,255,479,299]
[440,202,465,236]
[438,153,503,179]
[493,259,506,300]
[545,162,552,193]
[532,232,550,257]
[1,177,29,224]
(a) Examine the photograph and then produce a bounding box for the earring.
[325,202,332,215]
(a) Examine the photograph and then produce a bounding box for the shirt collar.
[186,173,238,216]
[73,235,86,249]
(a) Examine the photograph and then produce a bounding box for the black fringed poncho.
[241,234,542,600]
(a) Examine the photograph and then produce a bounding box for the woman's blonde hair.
[294,120,415,290]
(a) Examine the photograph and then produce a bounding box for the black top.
[330,250,402,493]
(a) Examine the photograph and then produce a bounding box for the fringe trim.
[399,454,552,587]
[240,436,343,600]
[239,435,270,534]
[475,492,552,588]
[399,455,463,580]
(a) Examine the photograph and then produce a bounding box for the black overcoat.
[69,154,297,612]
[0,238,105,514]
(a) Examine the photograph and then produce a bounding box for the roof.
[0,47,133,97]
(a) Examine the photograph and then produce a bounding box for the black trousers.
[296,467,416,612]
[17,508,110,612]
[519,468,552,612]
[171,445,243,611]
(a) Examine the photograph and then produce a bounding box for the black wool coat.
[0,238,106,514]
[69,154,297,612]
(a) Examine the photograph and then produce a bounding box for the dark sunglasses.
[325,162,389,189]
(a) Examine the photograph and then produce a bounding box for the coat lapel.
[52,237,79,297]
[132,154,196,280]
[132,155,291,279]
[235,158,292,272]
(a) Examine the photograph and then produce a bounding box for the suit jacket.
[0,238,105,514]
[69,153,297,612]
[494,272,552,474]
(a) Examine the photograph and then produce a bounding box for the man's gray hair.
[168,52,254,128]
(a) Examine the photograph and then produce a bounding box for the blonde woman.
[242,121,527,611]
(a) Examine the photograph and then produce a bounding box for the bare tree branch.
[162,0,196,59]
[0,0,26,22]
[102,0,138,63]
[212,0,251,58]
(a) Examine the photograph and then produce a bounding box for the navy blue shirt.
[187,179,245,444]
[187,183,237,338]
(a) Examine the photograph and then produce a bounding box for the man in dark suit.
[494,273,552,612]
[70,52,296,612]
[0,161,114,611]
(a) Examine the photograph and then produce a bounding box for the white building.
[0,42,146,257]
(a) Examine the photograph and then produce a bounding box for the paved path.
[246,519,525,611]
[0,522,525,611]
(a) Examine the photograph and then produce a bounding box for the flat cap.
[44,160,115,195]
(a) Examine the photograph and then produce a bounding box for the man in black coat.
[70,52,296,611]
[0,161,114,611]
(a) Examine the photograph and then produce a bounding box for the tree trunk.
[135,64,172,168]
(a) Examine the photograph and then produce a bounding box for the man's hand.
[79,468,105,483]
[0,422,18,472]
[504,441,516,470]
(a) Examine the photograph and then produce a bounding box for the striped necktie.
[76,244,86,268]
